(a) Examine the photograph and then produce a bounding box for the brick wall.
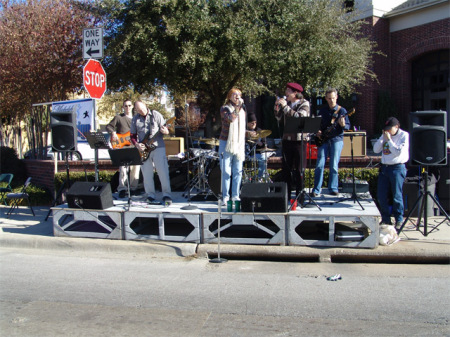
[390,18,450,121]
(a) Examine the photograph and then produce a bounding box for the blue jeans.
[313,140,344,194]
[377,164,406,224]
[219,140,243,200]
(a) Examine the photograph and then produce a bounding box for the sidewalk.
[0,205,449,264]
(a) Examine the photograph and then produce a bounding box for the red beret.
[286,82,303,93]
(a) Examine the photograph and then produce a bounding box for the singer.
[218,88,248,206]
[274,82,310,201]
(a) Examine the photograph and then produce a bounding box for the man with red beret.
[274,82,310,202]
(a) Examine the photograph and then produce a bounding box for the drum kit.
[244,130,276,184]
[183,130,275,199]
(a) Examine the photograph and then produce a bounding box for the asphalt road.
[1,247,449,336]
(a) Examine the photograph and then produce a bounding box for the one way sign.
[83,27,103,60]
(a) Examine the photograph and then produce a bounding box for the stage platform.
[52,191,381,248]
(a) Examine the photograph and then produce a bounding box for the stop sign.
[83,59,106,99]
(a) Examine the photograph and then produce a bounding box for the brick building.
[351,0,449,138]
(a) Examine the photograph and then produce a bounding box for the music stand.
[108,147,142,209]
[285,116,322,211]
[84,131,110,182]
[333,132,365,210]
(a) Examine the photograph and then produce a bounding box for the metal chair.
[6,177,35,217]
[0,173,14,205]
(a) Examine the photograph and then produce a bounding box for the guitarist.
[311,88,350,197]
[130,101,172,206]
[106,99,140,198]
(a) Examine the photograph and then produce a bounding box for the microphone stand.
[210,152,227,263]
[182,101,198,210]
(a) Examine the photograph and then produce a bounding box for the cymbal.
[251,129,272,139]
[257,147,276,153]
[201,138,220,146]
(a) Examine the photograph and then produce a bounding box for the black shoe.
[330,191,339,196]
[310,192,318,198]
[118,190,127,198]
[147,196,160,205]
[163,196,172,207]
[130,190,140,196]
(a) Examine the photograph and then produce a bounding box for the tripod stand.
[397,167,450,236]
[286,116,322,211]
[45,151,71,221]
[334,133,365,210]
[108,147,142,210]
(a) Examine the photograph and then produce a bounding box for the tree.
[0,0,93,152]
[102,0,377,132]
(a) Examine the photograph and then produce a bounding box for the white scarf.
[225,105,246,161]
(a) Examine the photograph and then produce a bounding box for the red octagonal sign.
[83,59,106,99]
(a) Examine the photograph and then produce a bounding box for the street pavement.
[0,205,449,264]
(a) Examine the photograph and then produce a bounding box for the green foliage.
[0,146,27,185]
[270,167,380,199]
[102,0,377,118]
[54,171,116,191]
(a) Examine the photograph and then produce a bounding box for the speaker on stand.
[51,107,77,153]
[398,110,449,236]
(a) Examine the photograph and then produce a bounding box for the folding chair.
[0,173,13,205]
[6,177,35,217]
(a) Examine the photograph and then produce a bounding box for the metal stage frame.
[52,192,381,248]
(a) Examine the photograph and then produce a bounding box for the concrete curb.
[0,233,198,258]
[1,232,449,264]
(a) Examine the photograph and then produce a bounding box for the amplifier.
[341,180,369,194]
[241,182,288,213]
[164,137,185,156]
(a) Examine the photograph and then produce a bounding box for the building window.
[412,49,449,112]
[344,0,354,13]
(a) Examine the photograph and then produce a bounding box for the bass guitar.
[111,131,131,149]
[314,108,355,147]
[140,117,176,162]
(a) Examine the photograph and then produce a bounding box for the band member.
[373,117,409,228]
[219,88,247,205]
[106,99,140,198]
[130,101,172,206]
[311,88,350,197]
[274,82,310,200]
[246,114,274,180]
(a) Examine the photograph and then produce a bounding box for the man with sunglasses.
[106,99,140,198]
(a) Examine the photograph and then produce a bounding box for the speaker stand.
[397,168,450,236]
[45,151,71,221]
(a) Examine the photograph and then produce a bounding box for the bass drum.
[207,166,221,197]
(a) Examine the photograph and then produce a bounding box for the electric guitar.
[314,108,355,147]
[111,131,131,149]
[140,117,176,162]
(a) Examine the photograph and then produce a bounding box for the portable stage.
[52,191,380,249]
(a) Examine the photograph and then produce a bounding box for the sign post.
[83,59,107,99]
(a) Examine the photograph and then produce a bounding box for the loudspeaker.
[410,111,447,166]
[67,182,114,210]
[51,108,77,151]
[241,182,288,213]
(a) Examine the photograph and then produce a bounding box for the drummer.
[246,114,275,179]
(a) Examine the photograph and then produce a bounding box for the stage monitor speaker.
[51,108,77,152]
[410,111,447,166]
[67,182,114,210]
[241,182,288,213]
[164,137,185,156]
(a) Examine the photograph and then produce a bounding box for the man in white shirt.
[373,117,409,228]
